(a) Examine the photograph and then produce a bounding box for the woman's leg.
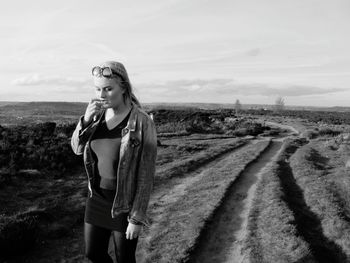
[84,222,113,263]
[111,231,138,263]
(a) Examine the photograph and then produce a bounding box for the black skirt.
[84,187,129,232]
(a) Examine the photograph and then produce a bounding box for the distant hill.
[0,101,87,114]
[1,101,350,126]
[0,101,88,126]
[144,102,350,112]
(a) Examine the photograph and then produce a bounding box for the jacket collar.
[92,102,139,135]
[126,102,138,132]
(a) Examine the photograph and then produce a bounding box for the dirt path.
[186,139,283,263]
[136,139,250,260]
[147,141,248,223]
[185,122,298,263]
[276,144,348,262]
[264,121,300,135]
[3,122,297,263]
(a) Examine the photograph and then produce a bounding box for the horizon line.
[1,100,350,109]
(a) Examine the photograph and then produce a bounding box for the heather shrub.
[318,128,342,137]
[0,214,40,257]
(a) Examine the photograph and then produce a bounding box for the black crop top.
[90,110,131,189]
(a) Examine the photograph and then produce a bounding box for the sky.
[0,0,349,107]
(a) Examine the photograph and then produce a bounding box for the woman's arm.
[71,99,104,155]
[70,115,94,155]
[128,116,157,227]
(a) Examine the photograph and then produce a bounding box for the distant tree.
[274,96,285,112]
[235,99,242,115]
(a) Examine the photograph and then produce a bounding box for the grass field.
[139,139,271,262]
[2,104,350,262]
[243,133,350,263]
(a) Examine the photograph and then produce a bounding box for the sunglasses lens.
[102,67,113,77]
[92,67,101,76]
[92,66,115,78]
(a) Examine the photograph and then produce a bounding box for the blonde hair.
[99,61,141,108]
[121,80,141,108]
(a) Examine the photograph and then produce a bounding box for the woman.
[71,61,157,263]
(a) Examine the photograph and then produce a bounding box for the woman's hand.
[126,222,142,240]
[83,99,103,125]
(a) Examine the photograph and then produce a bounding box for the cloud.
[137,79,347,100]
[234,84,346,97]
[9,76,347,103]
[245,48,262,57]
[12,74,90,87]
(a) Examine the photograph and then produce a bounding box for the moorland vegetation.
[1,103,350,262]
[0,107,269,261]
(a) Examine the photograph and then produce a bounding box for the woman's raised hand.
[83,99,103,125]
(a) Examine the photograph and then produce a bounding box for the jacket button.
[122,128,129,136]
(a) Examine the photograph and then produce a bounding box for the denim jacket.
[71,103,157,227]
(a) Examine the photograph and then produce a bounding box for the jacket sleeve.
[70,115,94,155]
[128,116,157,227]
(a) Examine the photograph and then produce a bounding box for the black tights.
[84,223,138,263]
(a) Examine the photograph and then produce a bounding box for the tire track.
[186,140,283,263]
[136,139,252,261]
[276,145,348,263]
[149,140,249,222]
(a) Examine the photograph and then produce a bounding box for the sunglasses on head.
[92,66,121,79]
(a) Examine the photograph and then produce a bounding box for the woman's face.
[93,76,125,109]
